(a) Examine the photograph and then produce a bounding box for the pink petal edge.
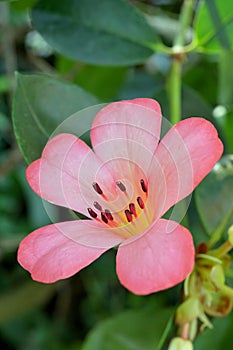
[17,220,123,283]
[26,133,116,216]
[116,218,195,295]
[148,117,223,219]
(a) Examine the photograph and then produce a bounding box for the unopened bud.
[168,337,193,350]
[176,298,200,326]
[228,225,233,246]
[210,265,225,288]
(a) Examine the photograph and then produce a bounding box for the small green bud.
[168,337,193,350]
[176,298,200,326]
[228,225,233,246]
[210,265,225,288]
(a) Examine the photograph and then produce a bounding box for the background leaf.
[12,73,99,163]
[195,311,233,349]
[195,0,233,52]
[195,155,233,236]
[31,0,160,66]
[0,281,55,325]
[82,306,174,350]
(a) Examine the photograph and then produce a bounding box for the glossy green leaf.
[12,73,99,163]
[224,111,233,153]
[195,0,233,52]
[75,65,127,101]
[218,50,233,108]
[195,155,233,236]
[195,310,233,349]
[31,0,159,66]
[0,281,55,324]
[82,307,173,350]
[118,68,163,100]
[12,0,38,10]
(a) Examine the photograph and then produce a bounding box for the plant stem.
[174,0,195,48]
[167,59,182,124]
[211,240,232,259]
[167,0,195,124]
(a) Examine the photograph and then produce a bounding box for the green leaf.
[31,0,160,66]
[12,72,99,163]
[195,0,233,52]
[75,65,127,101]
[11,0,38,11]
[0,281,55,324]
[224,111,233,153]
[117,68,163,100]
[195,155,233,236]
[82,307,173,350]
[56,56,127,100]
[218,51,233,109]
[195,310,233,349]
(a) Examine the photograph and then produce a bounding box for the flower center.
[87,178,151,237]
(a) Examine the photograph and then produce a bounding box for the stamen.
[101,212,108,224]
[125,209,133,223]
[88,208,98,218]
[94,201,102,211]
[116,181,126,192]
[140,179,147,193]
[92,182,103,195]
[137,196,145,209]
[105,209,113,221]
[129,203,136,216]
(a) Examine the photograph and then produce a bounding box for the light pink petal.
[26,133,117,216]
[18,220,123,283]
[116,219,195,295]
[148,117,223,218]
[90,99,162,183]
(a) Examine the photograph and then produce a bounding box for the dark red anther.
[105,209,113,221]
[88,208,98,218]
[125,209,133,223]
[140,179,147,193]
[94,201,102,211]
[116,181,126,192]
[101,212,108,224]
[137,196,145,209]
[129,203,136,216]
[92,182,103,195]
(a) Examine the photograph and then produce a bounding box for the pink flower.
[18,98,223,295]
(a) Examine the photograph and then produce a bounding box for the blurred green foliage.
[0,0,233,349]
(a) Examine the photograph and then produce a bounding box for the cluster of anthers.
[87,178,148,233]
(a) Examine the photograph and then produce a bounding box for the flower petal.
[26,133,117,216]
[90,99,162,182]
[148,117,223,218]
[116,219,194,295]
[18,220,123,283]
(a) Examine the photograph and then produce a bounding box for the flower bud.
[168,337,193,350]
[175,298,200,326]
[228,225,233,246]
[210,265,225,288]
